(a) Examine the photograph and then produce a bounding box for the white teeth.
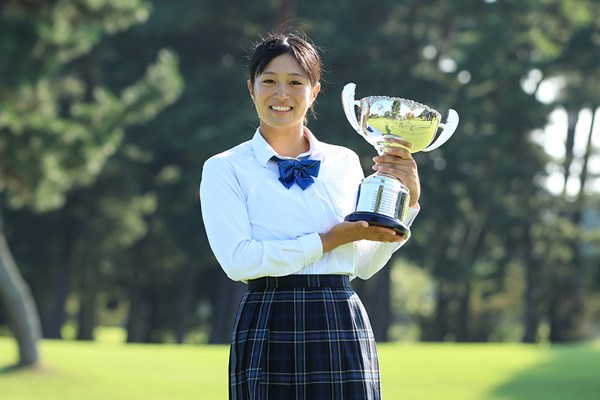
[271,105,292,111]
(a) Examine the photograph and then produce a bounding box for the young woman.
[200,29,420,400]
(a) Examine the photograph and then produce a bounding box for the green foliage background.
[1,0,599,350]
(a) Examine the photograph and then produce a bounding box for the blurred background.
[1,0,600,370]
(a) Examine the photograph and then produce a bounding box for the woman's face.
[248,54,320,131]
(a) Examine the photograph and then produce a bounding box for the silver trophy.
[341,83,459,235]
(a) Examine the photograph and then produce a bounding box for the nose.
[274,83,289,99]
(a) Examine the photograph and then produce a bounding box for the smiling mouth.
[270,105,292,111]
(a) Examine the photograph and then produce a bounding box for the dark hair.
[248,30,323,87]
[248,30,323,121]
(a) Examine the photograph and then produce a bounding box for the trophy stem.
[344,174,411,236]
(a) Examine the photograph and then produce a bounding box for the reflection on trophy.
[341,83,459,235]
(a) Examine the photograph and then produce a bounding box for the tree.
[3,0,598,348]
[84,0,265,343]
[541,7,600,341]
[0,207,41,368]
[0,0,182,367]
[290,0,549,341]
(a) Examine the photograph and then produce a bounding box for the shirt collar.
[252,127,325,167]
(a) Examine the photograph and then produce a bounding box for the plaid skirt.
[229,275,381,400]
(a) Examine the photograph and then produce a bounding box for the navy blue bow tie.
[273,157,321,190]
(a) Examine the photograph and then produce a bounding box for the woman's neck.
[260,124,309,158]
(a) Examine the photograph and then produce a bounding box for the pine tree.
[0,0,182,367]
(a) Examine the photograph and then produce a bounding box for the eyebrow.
[261,71,307,78]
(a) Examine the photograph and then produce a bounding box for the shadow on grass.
[0,364,20,374]
[0,362,41,374]
[489,345,600,400]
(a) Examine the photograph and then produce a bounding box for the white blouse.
[199,128,418,282]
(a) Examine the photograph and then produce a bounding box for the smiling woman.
[247,53,320,145]
[199,28,422,400]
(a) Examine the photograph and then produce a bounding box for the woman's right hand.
[319,221,404,253]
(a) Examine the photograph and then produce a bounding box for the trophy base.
[345,211,409,236]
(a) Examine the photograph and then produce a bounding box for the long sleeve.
[353,205,419,280]
[200,156,323,282]
[199,129,419,282]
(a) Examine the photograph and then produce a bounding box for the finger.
[372,161,416,177]
[341,220,370,230]
[364,225,401,237]
[375,147,414,161]
[353,221,369,229]
[371,164,418,196]
[372,232,404,242]
[379,139,412,155]
[373,156,415,168]
[383,137,412,149]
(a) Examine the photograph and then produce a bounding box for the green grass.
[1,335,599,400]
[378,342,600,399]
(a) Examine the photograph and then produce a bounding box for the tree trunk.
[456,220,484,342]
[126,245,146,343]
[561,107,579,198]
[368,266,391,342]
[456,281,471,342]
[43,258,71,339]
[208,273,245,344]
[574,106,596,222]
[276,0,293,25]
[422,282,450,341]
[43,201,77,339]
[548,277,583,342]
[144,289,164,343]
[522,227,540,343]
[76,280,97,341]
[174,263,196,344]
[0,207,42,368]
[548,105,592,343]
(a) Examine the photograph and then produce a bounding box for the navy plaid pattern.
[229,275,381,400]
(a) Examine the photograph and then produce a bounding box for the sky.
[531,78,600,198]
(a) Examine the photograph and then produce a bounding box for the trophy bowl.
[341,83,459,235]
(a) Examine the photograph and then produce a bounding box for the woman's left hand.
[372,138,421,207]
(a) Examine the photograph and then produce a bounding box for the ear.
[311,82,321,102]
[247,80,254,100]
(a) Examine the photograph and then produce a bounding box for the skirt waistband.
[248,274,351,290]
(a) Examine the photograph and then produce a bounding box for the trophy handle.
[423,109,459,152]
[341,83,362,134]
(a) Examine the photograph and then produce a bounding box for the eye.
[262,79,276,84]
[290,80,304,85]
